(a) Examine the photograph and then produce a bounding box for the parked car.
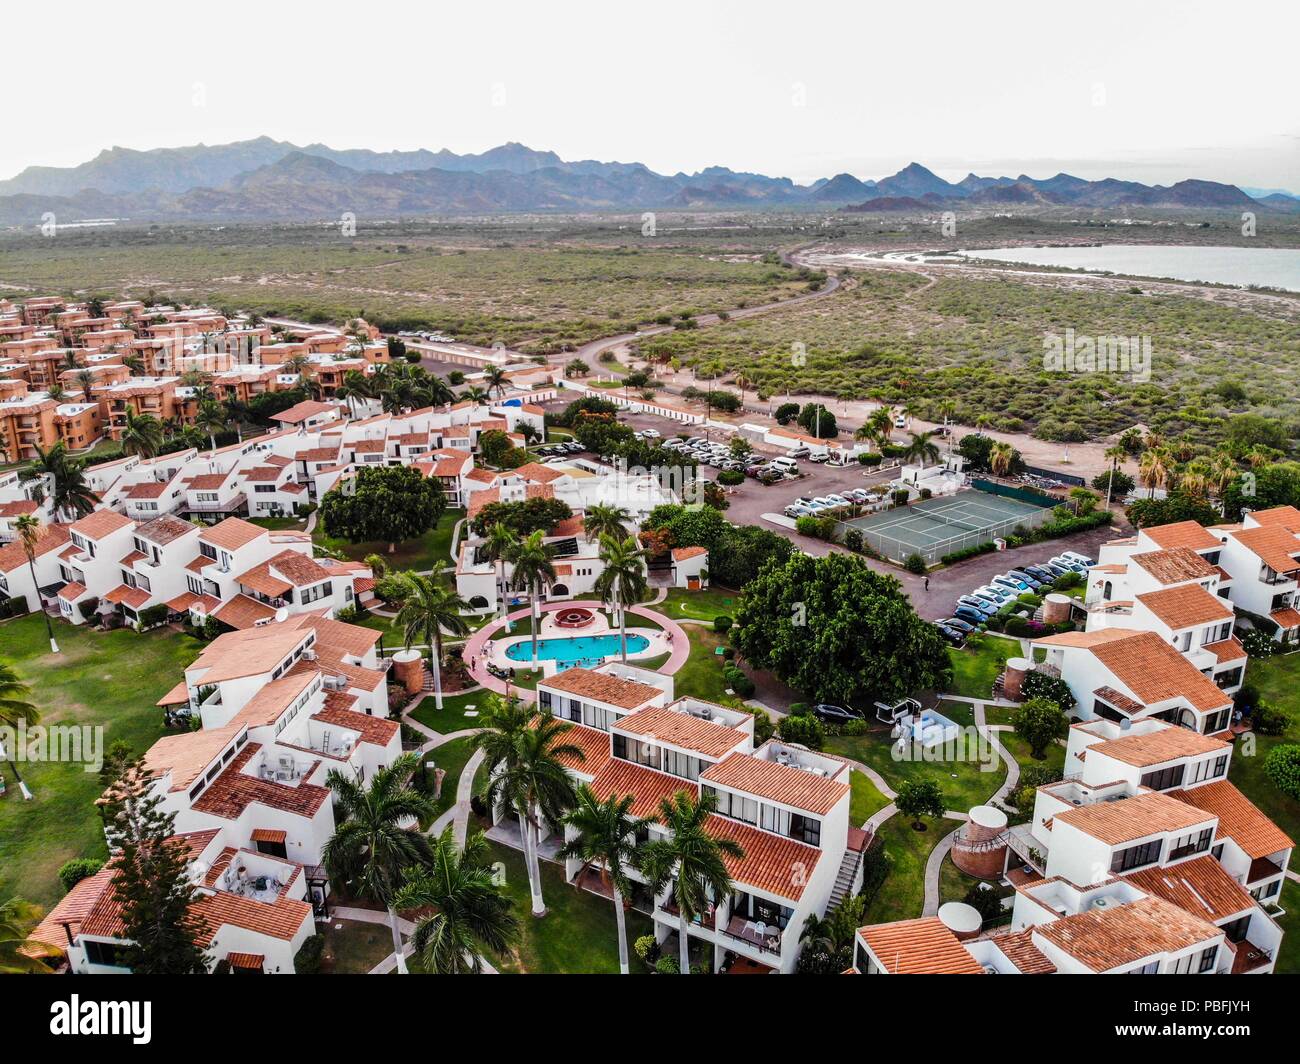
[824,494,852,507]
[846,488,871,503]
[952,605,988,626]
[1023,565,1056,583]
[1006,569,1043,589]
[807,452,829,463]
[1050,555,1088,573]
[974,584,1012,603]
[991,574,1030,592]
[641,428,661,438]
[938,616,976,634]
[957,596,998,616]
[785,503,812,518]
[811,704,864,724]
[788,445,811,458]
[1060,551,1095,567]
[934,623,966,646]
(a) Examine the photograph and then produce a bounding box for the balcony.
[1246,855,1284,885]
[1226,939,1273,974]
[722,914,782,954]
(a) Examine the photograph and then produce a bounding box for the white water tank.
[938,902,983,941]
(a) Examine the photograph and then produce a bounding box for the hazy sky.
[5,0,1298,189]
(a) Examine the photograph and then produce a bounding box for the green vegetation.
[318,919,399,974]
[0,616,203,907]
[849,769,892,825]
[424,737,478,819]
[661,586,741,622]
[314,507,462,573]
[409,690,489,735]
[946,636,1019,699]
[1230,655,1300,864]
[861,816,950,925]
[1275,878,1300,975]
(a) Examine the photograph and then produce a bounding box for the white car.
[641,428,661,438]
[825,494,851,507]
[975,584,1012,603]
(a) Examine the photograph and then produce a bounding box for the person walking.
[923,575,930,591]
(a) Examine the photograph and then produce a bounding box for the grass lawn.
[437,842,654,974]
[863,815,954,925]
[936,698,977,728]
[249,515,309,531]
[424,737,477,819]
[661,586,742,623]
[937,854,1014,921]
[945,635,1020,700]
[1274,878,1300,974]
[826,727,1005,816]
[318,918,397,974]
[998,728,1066,779]
[672,626,731,702]
[0,616,205,908]
[409,690,491,735]
[314,508,464,574]
[850,769,891,826]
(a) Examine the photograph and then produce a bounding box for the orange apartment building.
[0,380,105,462]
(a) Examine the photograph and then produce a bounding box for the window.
[790,813,821,846]
[1111,838,1163,873]
[1197,946,1218,973]
[1168,828,1212,861]
[1221,915,1250,943]
[1140,763,1185,791]
[1127,960,1160,975]
[663,748,700,781]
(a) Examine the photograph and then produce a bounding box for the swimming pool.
[505,633,650,668]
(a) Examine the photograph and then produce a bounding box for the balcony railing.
[721,915,782,954]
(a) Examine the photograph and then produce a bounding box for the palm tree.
[393,573,469,712]
[582,503,632,543]
[0,661,40,800]
[1138,447,1172,493]
[973,412,993,435]
[14,515,58,656]
[74,369,96,401]
[484,367,509,400]
[560,786,650,974]
[641,790,743,975]
[477,701,583,917]
[392,827,518,973]
[119,409,164,459]
[322,752,436,975]
[483,523,520,625]
[1102,444,1128,508]
[855,407,892,450]
[282,353,310,382]
[594,535,647,663]
[192,400,226,452]
[510,530,556,663]
[902,430,941,469]
[461,385,490,407]
[21,442,97,522]
[0,899,56,973]
[985,441,1013,478]
[1180,460,1212,500]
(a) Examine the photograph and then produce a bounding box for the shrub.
[6,596,29,617]
[58,857,104,893]
[293,934,326,975]
[1253,701,1292,737]
[858,452,883,466]
[713,615,733,634]
[940,542,997,565]
[778,712,825,750]
[137,604,168,630]
[788,702,810,716]
[1020,671,1077,713]
[842,718,868,736]
[844,528,864,552]
[738,704,775,744]
[1264,744,1300,800]
[1241,629,1277,658]
[1014,697,1069,758]
[903,553,927,574]
[724,667,755,698]
[717,469,744,487]
[774,402,800,425]
[963,884,1004,924]
[654,955,680,975]
[633,935,660,963]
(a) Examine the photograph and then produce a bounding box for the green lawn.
[319,918,398,974]
[0,616,205,908]
[945,635,1020,699]
[999,728,1066,779]
[937,854,1014,920]
[409,690,491,735]
[863,815,954,925]
[1274,878,1300,974]
[661,586,743,623]
[672,626,732,702]
[849,769,891,826]
[424,737,477,818]
[421,842,654,974]
[249,515,309,531]
[314,507,464,574]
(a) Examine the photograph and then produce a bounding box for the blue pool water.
[505,633,650,669]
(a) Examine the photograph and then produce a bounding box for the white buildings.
[501,664,865,973]
[26,614,401,974]
[1210,506,1300,646]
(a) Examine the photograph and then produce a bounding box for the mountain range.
[0,137,1294,223]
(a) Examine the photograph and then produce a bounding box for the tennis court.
[839,488,1053,564]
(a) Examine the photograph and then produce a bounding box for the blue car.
[957,596,997,616]
[992,574,1029,593]
[953,604,988,626]
[1006,569,1043,590]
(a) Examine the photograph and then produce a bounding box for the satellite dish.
[274,607,289,623]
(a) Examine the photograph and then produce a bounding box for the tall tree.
[593,534,647,663]
[478,702,582,918]
[560,786,650,974]
[582,503,632,543]
[0,660,39,799]
[641,791,742,975]
[319,465,445,553]
[100,760,209,974]
[903,430,941,469]
[393,573,469,711]
[0,899,56,973]
[392,827,518,974]
[322,752,436,974]
[509,530,556,663]
[119,409,165,459]
[484,522,520,624]
[14,515,59,655]
[21,442,97,521]
[192,400,226,452]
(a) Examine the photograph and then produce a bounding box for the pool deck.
[462,600,689,699]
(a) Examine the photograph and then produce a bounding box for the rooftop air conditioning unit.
[1091,896,1110,911]
[982,965,1000,975]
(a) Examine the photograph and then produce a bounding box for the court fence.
[836,498,1054,565]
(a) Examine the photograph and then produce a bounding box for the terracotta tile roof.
[57,581,88,602]
[312,703,399,747]
[671,546,708,561]
[1142,521,1223,552]
[0,523,68,572]
[1089,726,1229,768]
[1269,607,1300,630]
[125,481,170,499]
[142,722,246,791]
[1034,895,1220,972]
[192,743,330,819]
[103,583,152,609]
[192,890,313,945]
[613,705,745,760]
[551,722,612,777]
[1033,628,1136,649]
[0,500,39,517]
[226,951,265,969]
[702,752,849,815]
[200,516,266,551]
[186,554,209,573]
[213,594,279,630]
[26,867,118,952]
[118,549,146,567]
[135,513,196,545]
[1054,789,1214,845]
[1089,630,1232,713]
[271,399,335,424]
[1125,855,1254,922]
[1170,780,1294,859]
[187,472,231,490]
[68,509,132,539]
[242,465,287,483]
[540,667,661,710]
[464,467,497,484]
[189,623,307,681]
[231,671,318,729]
[512,462,564,484]
[588,759,691,820]
[1203,637,1247,663]
[705,814,822,901]
[156,680,190,706]
[1232,524,1300,575]
[1130,547,1218,585]
[856,917,985,975]
[165,591,221,614]
[989,929,1057,974]
[296,615,380,659]
[1092,686,1145,715]
[1248,505,1300,533]
[1136,584,1233,629]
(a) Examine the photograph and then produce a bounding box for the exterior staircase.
[827,848,863,910]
